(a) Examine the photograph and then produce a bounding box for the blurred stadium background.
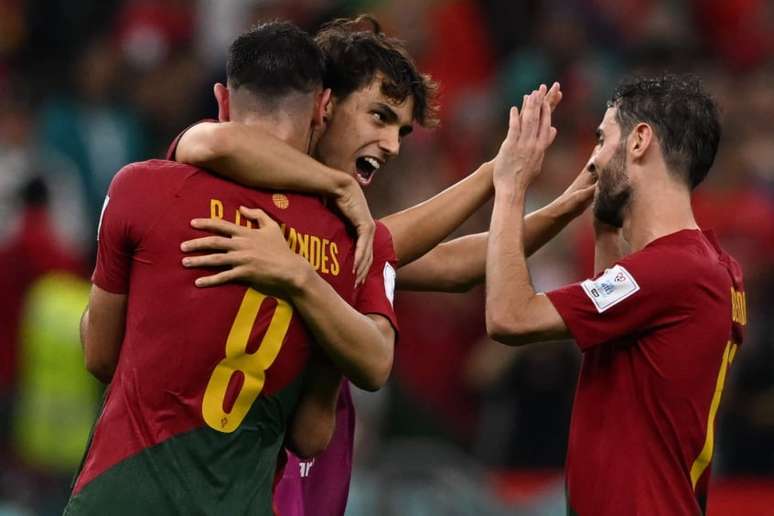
[1,0,773,514]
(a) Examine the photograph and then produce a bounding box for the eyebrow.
[376,102,414,137]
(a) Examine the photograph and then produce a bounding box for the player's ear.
[313,88,332,129]
[323,92,336,124]
[630,122,652,160]
[214,83,230,122]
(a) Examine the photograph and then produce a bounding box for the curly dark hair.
[227,21,324,100]
[608,74,721,189]
[315,15,440,128]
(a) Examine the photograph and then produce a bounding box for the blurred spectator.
[8,272,99,516]
[37,38,148,234]
[0,178,85,515]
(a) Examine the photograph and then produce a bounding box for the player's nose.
[378,129,400,157]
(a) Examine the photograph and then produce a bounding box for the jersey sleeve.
[353,222,399,335]
[91,164,146,294]
[545,246,692,351]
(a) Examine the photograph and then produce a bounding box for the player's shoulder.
[112,159,198,184]
[108,159,200,203]
[619,229,728,288]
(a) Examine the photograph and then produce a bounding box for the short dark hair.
[609,74,721,189]
[315,15,439,128]
[227,21,324,100]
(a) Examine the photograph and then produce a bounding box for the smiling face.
[588,107,633,228]
[314,77,415,187]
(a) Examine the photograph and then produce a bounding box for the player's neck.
[623,184,699,252]
[240,113,309,153]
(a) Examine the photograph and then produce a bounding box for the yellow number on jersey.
[201,289,293,433]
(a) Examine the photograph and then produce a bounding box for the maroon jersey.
[67,160,360,515]
[546,229,746,515]
[274,223,398,516]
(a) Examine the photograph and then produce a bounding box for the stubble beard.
[593,142,632,228]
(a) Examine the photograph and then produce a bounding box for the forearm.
[396,232,487,292]
[177,122,354,196]
[286,358,342,459]
[83,287,127,383]
[523,199,576,256]
[395,200,573,293]
[288,270,393,391]
[485,186,537,344]
[381,161,494,265]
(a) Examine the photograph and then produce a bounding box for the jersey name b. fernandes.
[546,229,745,516]
[66,160,359,515]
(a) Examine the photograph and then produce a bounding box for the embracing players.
[66,22,397,515]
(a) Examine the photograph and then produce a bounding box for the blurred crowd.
[1,0,773,514]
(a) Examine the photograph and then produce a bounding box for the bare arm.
[381,161,494,266]
[288,271,395,391]
[397,232,487,292]
[396,168,596,292]
[82,285,127,383]
[485,92,571,346]
[181,208,394,391]
[176,121,375,284]
[382,83,566,266]
[177,122,354,194]
[286,356,342,459]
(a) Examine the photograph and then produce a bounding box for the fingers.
[193,267,247,288]
[538,98,553,146]
[546,81,562,111]
[182,250,247,268]
[548,126,558,146]
[353,225,375,286]
[354,241,373,286]
[190,217,246,237]
[520,88,545,143]
[239,206,276,228]
[181,235,239,253]
[505,105,521,143]
[572,184,597,202]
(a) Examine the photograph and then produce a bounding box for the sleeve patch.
[383,262,396,307]
[580,264,640,313]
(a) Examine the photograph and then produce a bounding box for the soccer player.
[174,19,595,516]
[485,77,746,514]
[65,22,396,516]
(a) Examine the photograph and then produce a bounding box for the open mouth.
[355,156,382,185]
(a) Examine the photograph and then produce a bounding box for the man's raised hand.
[493,85,557,192]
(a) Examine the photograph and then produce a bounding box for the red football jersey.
[69,159,371,514]
[546,229,746,515]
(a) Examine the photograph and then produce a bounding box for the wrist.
[493,181,527,204]
[285,256,316,297]
[332,171,357,199]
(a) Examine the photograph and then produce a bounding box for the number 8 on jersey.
[202,289,294,433]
